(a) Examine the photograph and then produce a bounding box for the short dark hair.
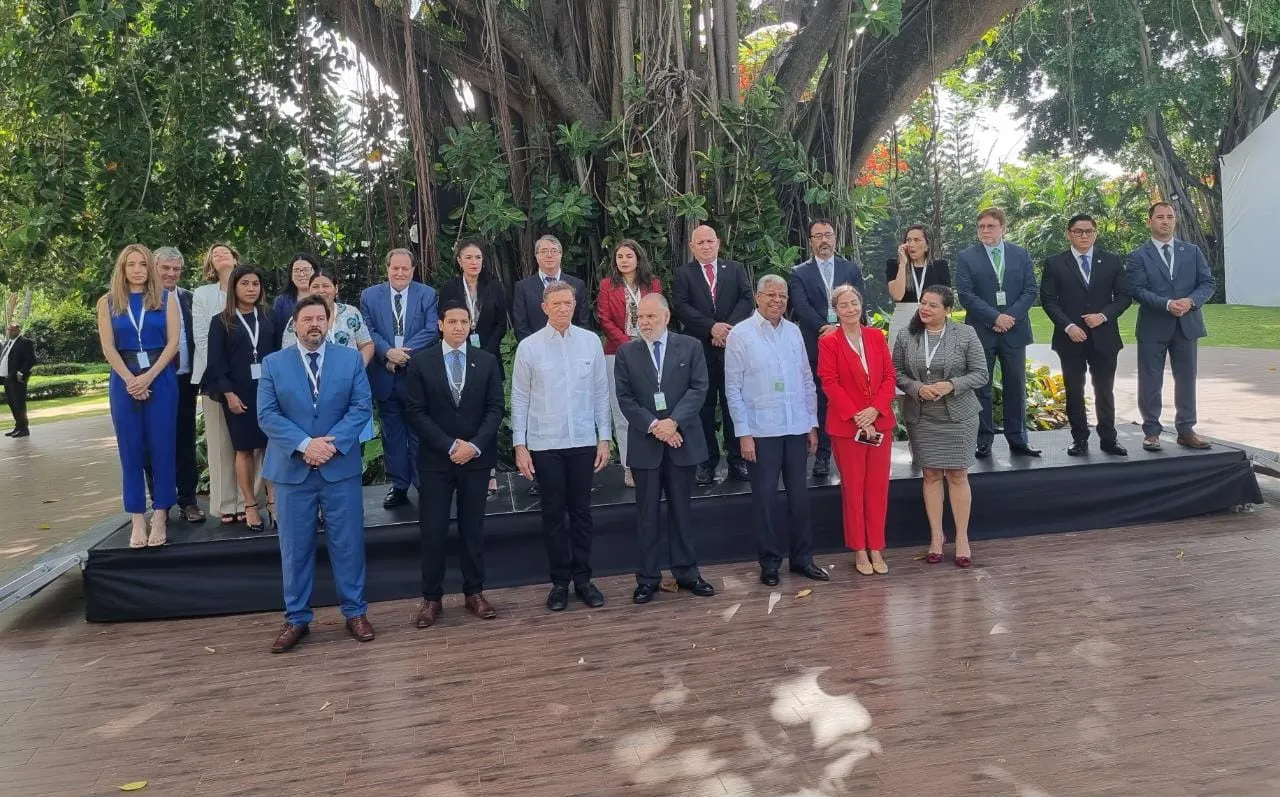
[1067,214,1096,230]
[809,218,835,235]
[1148,201,1175,218]
[292,293,331,321]
[308,270,335,287]
[439,300,471,320]
[908,285,956,335]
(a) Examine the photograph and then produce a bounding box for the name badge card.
[827,310,838,323]
[995,291,1007,306]
[470,333,481,348]
[136,351,150,369]
[250,363,262,380]
[773,379,785,393]
[394,335,405,348]
[653,392,667,411]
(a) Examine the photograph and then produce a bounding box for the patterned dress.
[280,301,373,351]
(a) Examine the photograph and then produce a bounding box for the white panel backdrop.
[1222,111,1280,306]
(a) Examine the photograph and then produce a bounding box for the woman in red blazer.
[596,239,662,487]
[818,284,898,576]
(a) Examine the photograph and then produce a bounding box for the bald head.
[636,292,671,343]
[689,225,720,266]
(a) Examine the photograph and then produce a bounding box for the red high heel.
[925,551,944,564]
[954,555,972,569]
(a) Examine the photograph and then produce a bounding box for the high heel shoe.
[129,518,148,549]
[925,551,944,564]
[244,503,264,533]
[267,500,278,530]
[954,550,972,568]
[146,512,168,547]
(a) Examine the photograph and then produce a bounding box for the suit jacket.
[790,256,866,365]
[893,320,988,424]
[257,342,373,485]
[205,309,277,404]
[1040,248,1131,354]
[360,281,440,401]
[1125,239,1215,343]
[176,287,196,372]
[613,332,709,469]
[512,272,591,340]
[954,242,1038,348]
[671,259,754,359]
[2,335,35,381]
[403,342,504,471]
[816,325,897,437]
[596,276,663,354]
[438,276,509,358]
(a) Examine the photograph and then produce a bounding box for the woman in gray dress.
[892,285,989,568]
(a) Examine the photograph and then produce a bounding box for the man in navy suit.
[361,248,439,508]
[954,207,1041,458]
[258,295,375,653]
[153,247,206,522]
[511,235,591,341]
[788,218,865,477]
[1125,202,1216,452]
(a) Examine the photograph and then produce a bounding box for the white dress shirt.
[724,312,818,438]
[294,341,328,453]
[511,324,611,451]
[442,341,482,458]
[0,336,14,375]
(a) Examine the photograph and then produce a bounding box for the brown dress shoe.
[181,505,207,523]
[271,623,309,653]
[1142,435,1162,451]
[346,615,375,642]
[1177,433,1212,450]
[465,593,497,619]
[415,600,442,628]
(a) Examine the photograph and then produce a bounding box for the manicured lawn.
[0,390,109,430]
[953,305,1279,349]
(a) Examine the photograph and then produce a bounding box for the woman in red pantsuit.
[818,285,897,576]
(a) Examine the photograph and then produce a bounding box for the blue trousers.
[378,389,419,491]
[109,367,178,513]
[277,470,367,626]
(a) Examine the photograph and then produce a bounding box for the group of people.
[92,198,1213,653]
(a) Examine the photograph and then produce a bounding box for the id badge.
[394,335,405,348]
[827,310,838,323]
[136,351,150,369]
[995,290,1007,306]
[773,379,785,393]
[470,333,481,348]
[250,362,262,381]
[653,392,667,411]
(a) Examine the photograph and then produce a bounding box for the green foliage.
[1,372,108,404]
[437,123,528,244]
[34,362,111,376]
[24,302,101,363]
[992,363,1070,431]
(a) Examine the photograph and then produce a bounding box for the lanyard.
[624,281,642,334]
[923,326,945,373]
[844,329,867,375]
[447,347,466,395]
[818,260,835,296]
[911,264,928,299]
[238,310,260,362]
[300,347,322,401]
[648,338,664,389]
[702,263,717,296]
[126,300,147,351]
[391,288,406,329]
[463,280,480,328]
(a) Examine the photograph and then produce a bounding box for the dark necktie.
[448,349,464,405]
[1080,254,1091,281]
[1161,244,1173,277]
[307,352,320,400]
[393,292,405,336]
[652,340,663,376]
[701,263,716,305]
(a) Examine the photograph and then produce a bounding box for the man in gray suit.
[1125,202,1216,451]
[614,294,716,604]
[954,207,1041,458]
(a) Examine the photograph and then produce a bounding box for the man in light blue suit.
[258,295,375,653]
[954,207,1042,459]
[361,248,439,509]
[1125,201,1216,452]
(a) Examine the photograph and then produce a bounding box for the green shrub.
[25,302,101,363]
[34,362,93,375]
[1,373,108,404]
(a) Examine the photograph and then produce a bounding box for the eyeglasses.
[810,232,835,240]
[1068,228,1097,236]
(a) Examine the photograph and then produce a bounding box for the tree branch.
[773,0,852,124]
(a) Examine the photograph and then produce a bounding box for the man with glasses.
[512,235,591,341]
[954,207,1041,459]
[1040,215,1133,456]
[788,219,865,478]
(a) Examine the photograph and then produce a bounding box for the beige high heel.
[147,510,168,547]
[129,517,148,549]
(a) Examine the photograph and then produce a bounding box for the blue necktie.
[652,340,662,375]
[1080,254,1091,281]
[307,352,320,399]
[449,349,464,404]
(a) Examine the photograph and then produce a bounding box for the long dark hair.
[607,239,656,288]
[285,252,321,299]
[903,223,937,263]
[908,285,955,335]
[453,237,495,287]
[221,265,267,328]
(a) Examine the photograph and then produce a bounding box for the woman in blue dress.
[96,244,181,548]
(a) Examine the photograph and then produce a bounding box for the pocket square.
[679,361,688,366]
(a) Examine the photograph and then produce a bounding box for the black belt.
[122,348,165,373]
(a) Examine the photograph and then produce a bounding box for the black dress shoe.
[695,464,715,487]
[811,457,831,478]
[791,562,831,581]
[1100,440,1128,456]
[760,569,780,586]
[9,429,29,438]
[382,487,409,509]
[975,443,991,459]
[633,584,657,604]
[728,462,751,482]
[546,585,569,612]
[3,429,15,437]
[574,582,606,608]
[678,578,716,597]
[1009,443,1042,457]
[1067,441,1088,456]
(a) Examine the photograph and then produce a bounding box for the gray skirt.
[906,402,978,470]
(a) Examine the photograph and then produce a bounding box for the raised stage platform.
[82,426,1263,622]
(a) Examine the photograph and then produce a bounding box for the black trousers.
[419,465,488,600]
[2,377,28,432]
[532,446,596,587]
[747,434,814,570]
[175,377,199,507]
[633,460,700,586]
[811,362,831,463]
[977,338,1029,447]
[1059,343,1119,444]
[699,353,742,468]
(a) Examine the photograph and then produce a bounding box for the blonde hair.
[108,244,163,315]
[201,242,241,283]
